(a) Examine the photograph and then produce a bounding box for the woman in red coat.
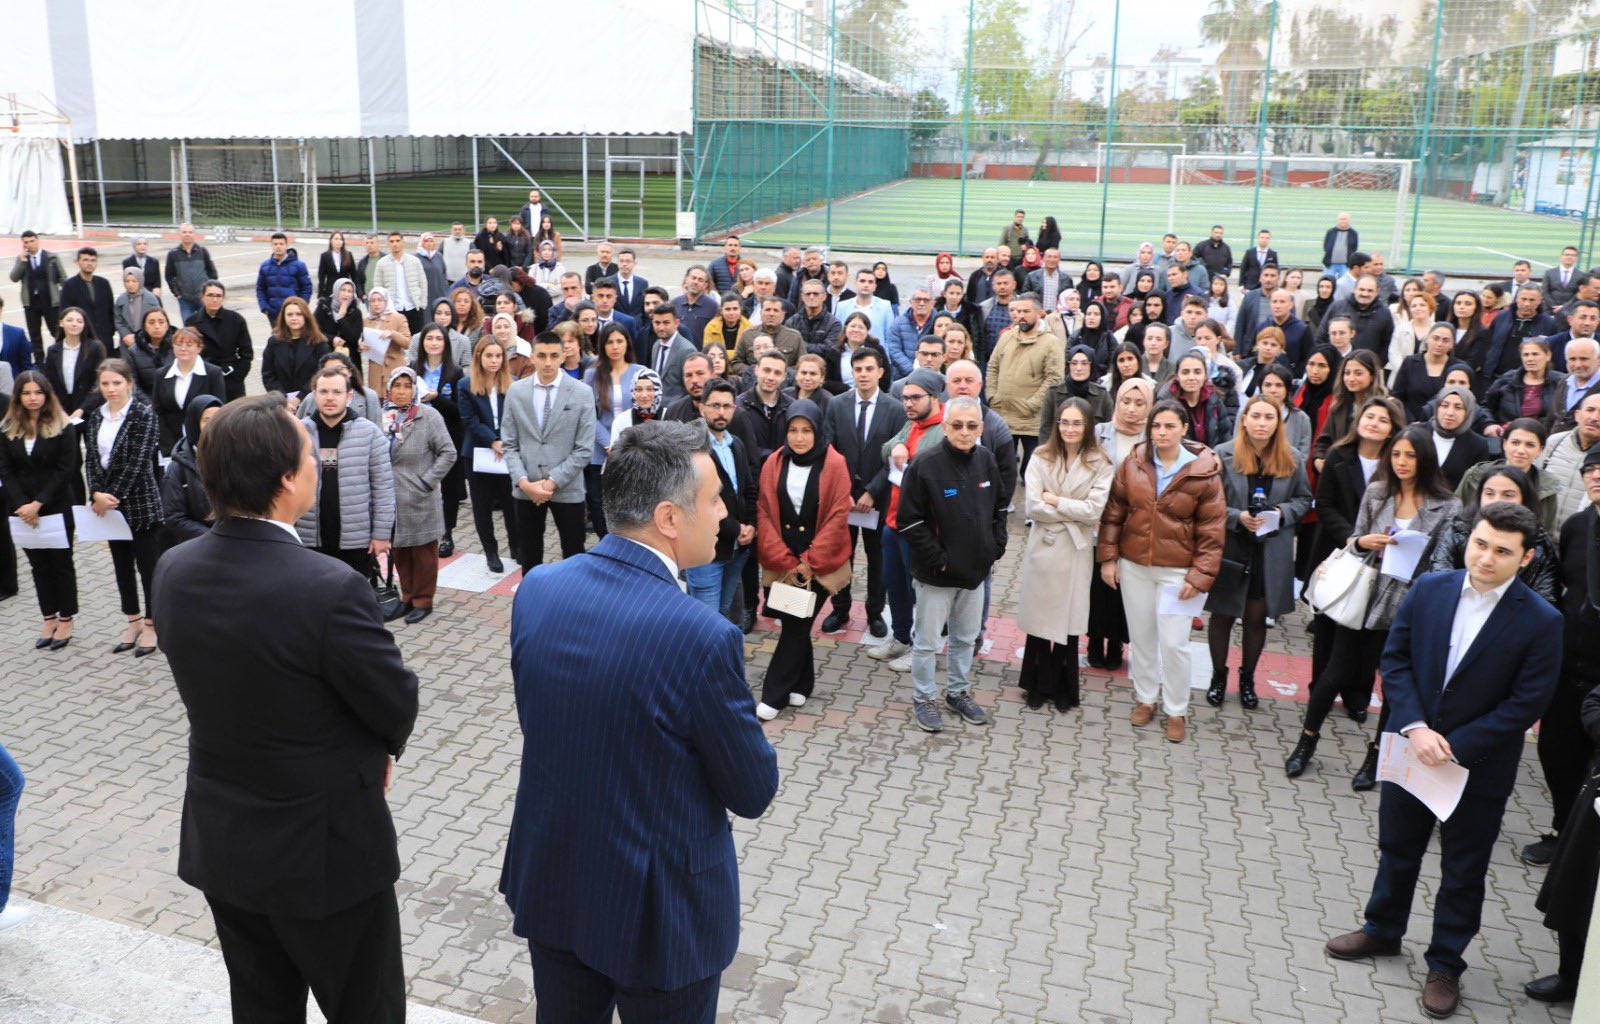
[755,400,853,720]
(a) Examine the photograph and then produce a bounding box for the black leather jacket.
[1428,514,1562,606]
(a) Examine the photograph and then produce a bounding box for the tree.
[835,0,920,80]
[961,0,1041,121]
[910,88,952,145]
[1198,0,1272,128]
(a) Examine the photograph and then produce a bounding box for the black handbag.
[371,553,404,619]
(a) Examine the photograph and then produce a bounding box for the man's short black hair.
[271,232,288,242]
[650,304,679,320]
[533,330,563,350]
[20,230,36,240]
[77,246,97,259]
[1347,251,1370,267]
[1473,501,1540,554]
[699,379,737,405]
[851,346,885,372]
[591,278,617,295]
[199,397,307,520]
[992,268,1016,284]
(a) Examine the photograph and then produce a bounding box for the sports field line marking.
[1475,246,1549,268]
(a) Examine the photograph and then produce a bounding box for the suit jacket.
[1380,570,1563,798]
[1544,266,1582,307]
[825,388,907,508]
[501,373,596,503]
[501,533,779,988]
[613,275,649,318]
[642,334,698,404]
[44,338,108,418]
[0,323,31,381]
[153,516,418,918]
[709,430,758,561]
[59,274,117,345]
[0,425,79,517]
[1238,248,1278,290]
[10,249,66,308]
[152,361,229,456]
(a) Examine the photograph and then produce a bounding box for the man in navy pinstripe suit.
[503,420,780,1023]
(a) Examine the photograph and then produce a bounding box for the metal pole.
[604,147,613,240]
[269,138,283,229]
[1405,0,1445,273]
[1582,116,1600,269]
[471,137,481,228]
[675,134,684,222]
[1097,0,1122,259]
[366,138,378,233]
[65,134,85,236]
[1248,1,1278,245]
[179,138,192,224]
[956,0,975,256]
[582,135,591,238]
[823,0,837,251]
[92,139,108,225]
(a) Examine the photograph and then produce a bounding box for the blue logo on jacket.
[943,487,958,498]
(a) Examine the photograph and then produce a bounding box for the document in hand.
[1253,509,1281,537]
[9,513,70,549]
[847,509,880,529]
[360,328,387,357]
[1377,732,1469,821]
[1379,529,1430,580]
[472,447,510,474]
[72,506,134,543]
[1157,582,1207,617]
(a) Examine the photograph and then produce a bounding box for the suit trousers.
[1116,560,1192,717]
[881,526,916,645]
[583,464,609,538]
[468,471,518,561]
[109,529,163,617]
[23,303,57,363]
[1538,672,1597,835]
[515,498,585,574]
[529,942,719,1024]
[390,544,439,608]
[207,887,405,1024]
[1363,782,1509,977]
[23,547,78,618]
[829,523,884,620]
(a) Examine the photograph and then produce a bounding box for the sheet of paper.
[8,513,70,549]
[1377,732,1469,821]
[472,447,509,475]
[887,464,904,487]
[360,328,387,357]
[72,505,133,542]
[1253,508,1281,537]
[1380,528,1430,580]
[847,509,880,529]
[1157,583,1207,617]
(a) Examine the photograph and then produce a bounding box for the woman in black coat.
[1483,336,1566,432]
[1427,463,1560,603]
[412,324,468,556]
[315,277,366,382]
[0,371,80,649]
[121,306,174,400]
[1425,385,1492,489]
[84,359,165,656]
[317,232,358,301]
[151,328,227,458]
[160,393,222,545]
[260,297,333,402]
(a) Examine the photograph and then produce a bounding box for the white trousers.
[1117,559,1192,717]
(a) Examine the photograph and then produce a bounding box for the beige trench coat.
[1015,448,1114,643]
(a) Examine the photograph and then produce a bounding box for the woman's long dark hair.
[1374,424,1455,501]
[411,324,459,377]
[590,322,638,415]
[1465,463,1540,521]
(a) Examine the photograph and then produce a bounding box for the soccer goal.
[1168,155,1415,262]
[1094,142,1186,184]
[171,141,317,229]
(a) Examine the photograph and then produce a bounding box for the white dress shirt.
[166,358,206,407]
[1402,573,1516,735]
[252,517,303,543]
[1432,431,1456,468]
[618,535,685,593]
[97,400,130,468]
[62,343,80,395]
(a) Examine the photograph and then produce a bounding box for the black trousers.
[529,942,719,1024]
[207,887,405,1024]
[24,303,57,363]
[515,498,585,574]
[1302,625,1387,734]
[1019,634,1080,707]
[401,307,425,336]
[23,547,77,617]
[1539,673,1597,835]
[829,523,884,619]
[584,463,608,538]
[109,529,163,617]
[468,471,518,560]
[761,583,823,708]
[1015,434,1039,477]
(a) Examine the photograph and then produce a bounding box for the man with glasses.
[787,281,842,365]
[187,280,253,402]
[683,380,757,618]
[886,288,936,379]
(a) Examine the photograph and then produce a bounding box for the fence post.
[178,139,192,224]
[956,0,975,257]
[824,0,837,252]
[582,136,591,238]
[269,139,283,230]
[1580,117,1600,269]
[1405,0,1445,273]
[1096,0,1121,260]
[471,137,481,229]
[367,137,378,234]
[1248,1,1279,245]
[93,139,108,226]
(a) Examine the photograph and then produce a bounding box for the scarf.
[1072,301,1111,356]
[1295,343,1341,418]
[537,244,558,271]
[1431,385,1478,439]
[1063,345,1098,398]
[782,400,826,467]
[1309,275,1337,320]
[631,367,663,419]
[1076,262,1104,303]
[383,367,422,446]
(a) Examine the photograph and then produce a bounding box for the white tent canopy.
[0,0,695,140]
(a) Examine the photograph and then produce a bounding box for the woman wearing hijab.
[1302,274,1338,332]
[606,367,663,449]
[315,277,366,382]
[1076,261,1105,305]
[1018,396,1113,711]
[159,393,222,544]
[1040,344,1112,431]
[530,240,566,297]
[1128,268,1159,310]
[926,253,963,296]
[1426,384,1492,489]
[382,365,456,624]
[363,286,411,397]
[412,324,467,556]
[754,400,853,721]
[1072,300,1115,374]
[872,261,899,310]
[1036,216,1062,255]
[1086,377,1154,670]
[112,267,159,346]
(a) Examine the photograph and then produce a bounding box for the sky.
[913,0,1215,68]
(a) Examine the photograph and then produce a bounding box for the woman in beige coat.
[1017,396,1114,712]
[363,286,411,396]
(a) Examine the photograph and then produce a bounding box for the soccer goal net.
[1168,155,1415,263]
[1094,142,1186,184]
[172,142,317,229]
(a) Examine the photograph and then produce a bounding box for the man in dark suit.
[589,278,642,344]
[583,241,617,293]
[613,248,649,319]
[1324,503,1562,1019]
[152,397,418,1022]
[1237,230,1278,290]
[1545,246,1583,307]
[682,380,758,618]
[9,231,64,363]
[1232,262,1281,356]
[643,306,699,405]
[57,247,116,346]
[821,346,905,637]
[503,419,779,1023]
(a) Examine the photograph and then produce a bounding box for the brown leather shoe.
[1421,971,1460,1018]
[1130,702,1156,726]
[1325,930,1402,961]
[1165,715,1187,742]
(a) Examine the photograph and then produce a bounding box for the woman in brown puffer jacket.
[1096,397,1227,744]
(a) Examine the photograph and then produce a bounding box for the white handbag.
[1305,546,1378,630]
[766,577,818,618]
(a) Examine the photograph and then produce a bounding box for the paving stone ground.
[0,241,1577,1022]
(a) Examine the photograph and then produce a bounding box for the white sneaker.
[888,653,913,671]
[788,693,807,708]
[868,640,910,661]
[979,638,994,657]
[0,905,31,931]
[755,702,780,721]
[1266,617,1278,628]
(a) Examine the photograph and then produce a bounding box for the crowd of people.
[1,198,1599,1019]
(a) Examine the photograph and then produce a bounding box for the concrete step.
[0,899,486,1024]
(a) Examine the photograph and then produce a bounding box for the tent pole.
[93,140,108,226]
[367,138,379,233]
[65,132,85,236]
[472,137,481,228]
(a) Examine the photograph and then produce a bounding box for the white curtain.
[0,133,73,235]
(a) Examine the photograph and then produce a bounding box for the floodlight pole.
[1247,0,1278,245]
[956,0,975,256]
[1405,0,1445,272]
[1097,0,1122,260]
[1581,116,1600,268]
[824,0,837,251]
[367,137,379,233]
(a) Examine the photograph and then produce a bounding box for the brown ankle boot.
[1130,702,1157,726]
[1165,716,1187,743]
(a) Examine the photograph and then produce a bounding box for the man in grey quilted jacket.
[295,366,396,578]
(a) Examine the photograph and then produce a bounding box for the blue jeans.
[178,297,201,325]
[881,527,915,645]
[910,580,983,702]
[685,546,749,618]
[0,740,22,913]
[1325,263,1347,280]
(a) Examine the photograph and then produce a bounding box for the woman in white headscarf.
[363,286,411,396]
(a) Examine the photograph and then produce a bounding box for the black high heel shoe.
[49,616,74,652]
[36,615,58,650]
[112,614,142,654]
[134,619,160,658]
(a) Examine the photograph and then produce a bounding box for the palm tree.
[1199,0,1273,133]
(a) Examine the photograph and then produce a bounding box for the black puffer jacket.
[1427,513,1562,606]
[159,394,222,543]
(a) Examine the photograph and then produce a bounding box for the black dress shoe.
[1238,673,1259,710]
[486,554,505,574]
[1352,743,1380,791]
[1103,644,1124,671]
[403,606,432,625]
[867,616,888,639]
[1205,670,1227,707]
[820,611,847,634]
[1524,974,1577,1003]
[134,643,160,659]
[1286,732,1319,778]
[740,609,756,634]
[1520,834,1559,866]
[48,635,72,652]
[384,601,413,623]
[34,636,53,650]
[438,535,454,558]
